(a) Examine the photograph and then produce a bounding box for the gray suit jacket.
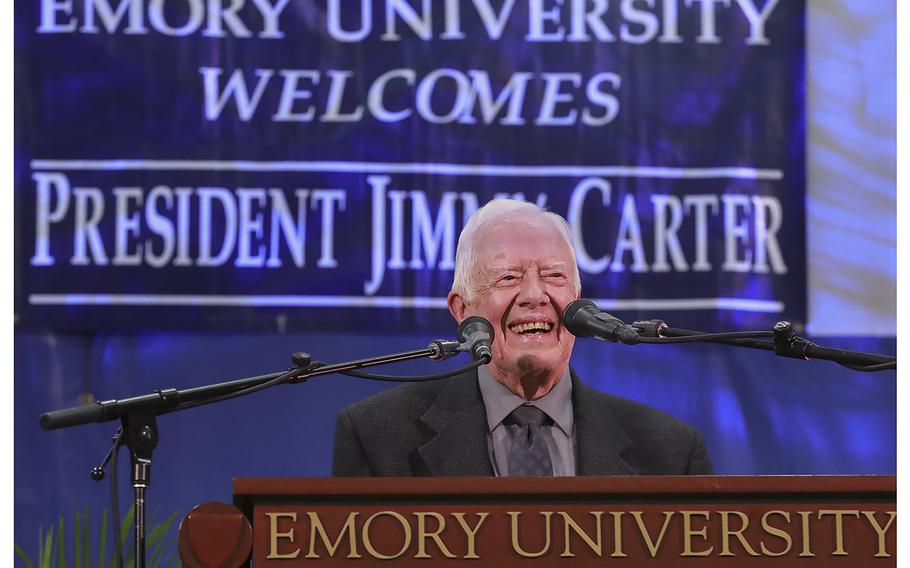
[332,369,713,476]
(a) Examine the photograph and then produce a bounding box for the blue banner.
[16,0,805,332]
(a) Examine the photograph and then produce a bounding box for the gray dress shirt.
[477,366,577,476]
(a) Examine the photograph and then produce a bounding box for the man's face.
[449,216,580,397]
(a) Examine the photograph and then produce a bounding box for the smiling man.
[333,199,712,476]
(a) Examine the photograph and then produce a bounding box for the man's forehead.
[475,230,573,259]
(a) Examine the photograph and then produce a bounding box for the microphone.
[457,316,495,363]
[562,299,640,345]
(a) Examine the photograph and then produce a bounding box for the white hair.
[451,199,581,301]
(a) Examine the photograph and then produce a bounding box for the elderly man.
[333,199,712,476]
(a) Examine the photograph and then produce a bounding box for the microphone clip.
[427,339,462,361]
[427,316,495,363]
[631,319,668,339]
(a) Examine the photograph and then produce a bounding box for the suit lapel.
[572,373,638,475]
[417,370,494,476]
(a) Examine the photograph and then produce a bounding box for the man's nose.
[517,273,550,306]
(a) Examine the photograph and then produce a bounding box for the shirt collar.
[477,366,574,436]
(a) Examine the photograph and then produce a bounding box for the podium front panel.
[233,476,895,566]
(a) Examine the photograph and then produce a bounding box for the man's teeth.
[509,322,553,334]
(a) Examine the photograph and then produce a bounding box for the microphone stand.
[39,340,470,567]
[629,319,895,371]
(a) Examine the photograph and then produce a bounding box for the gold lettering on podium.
[818,510,859,556]
[718,511,759,556]
[680,511,713,556]
[797,511,815,557]
[361,511,412,560]
[452,512,489,559]
[414,512,456,559]
[630,511,674,557]
[304,512,362,559]
[265,512,300,559]
[609,511,627,557]
[759,510,793,556]
[509,511,553,557]
[256,504,895,562]
[559,511,603,557]
[861,511,896,558]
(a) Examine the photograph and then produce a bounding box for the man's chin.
[514,353,562,376]
[490,345,569,376]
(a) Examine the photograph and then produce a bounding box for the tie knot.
[507,405,551,428]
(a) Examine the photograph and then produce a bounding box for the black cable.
[173,357,486,413]
[839,361,897,372]
[634,331,774,343]
[338,358,487,381]
[174,368,299,413]
[110,436,124,568]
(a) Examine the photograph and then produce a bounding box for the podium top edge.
[232,475,895,499]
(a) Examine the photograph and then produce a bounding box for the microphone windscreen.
[458,316,495,342]
[562,299,599,337]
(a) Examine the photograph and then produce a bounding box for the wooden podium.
[177,476,895,567]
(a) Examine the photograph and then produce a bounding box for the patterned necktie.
[506,405,554,476]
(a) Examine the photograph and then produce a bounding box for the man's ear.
[447,291,466,322]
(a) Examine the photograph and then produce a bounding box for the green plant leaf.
[120,504,134,548]
[14,543,36,568]
[37,526,44,568]
[41,524,54,568]
[118,504,135,568]
[146,512,178,568]
[149,536,168,568]
[97,508,108,568]
[56,516,65,568]
[17,504,180,568]
[74,510,82,568]
[146,512,176,546]
[83,509,91,568]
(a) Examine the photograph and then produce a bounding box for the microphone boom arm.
[629,319,895,371]
[562,299,895,372]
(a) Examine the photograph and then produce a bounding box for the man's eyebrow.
[488,264,522,273]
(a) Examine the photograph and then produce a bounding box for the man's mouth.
[508,321,554,335]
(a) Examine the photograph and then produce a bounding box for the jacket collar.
[417,369,495,476]
[571,371,637,475]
